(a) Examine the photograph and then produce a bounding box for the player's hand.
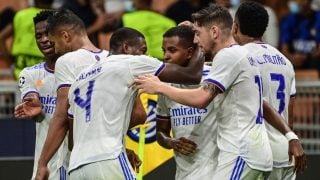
[126,148,142,173]
[134,74,163,94]
[178,21,193,28]
[15,96,42,118]
[288,139,307,174]
[35,164,49,180]
[169,137,197,156]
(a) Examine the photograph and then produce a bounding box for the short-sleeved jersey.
[156,65,219,179]
[18,63,69,179]
[55,48,109,91]
[202,45,273,172]
[67,54,164,172]
[243,42,296,168]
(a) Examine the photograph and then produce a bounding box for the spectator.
[0,0,54,80]
[122,0,176,60]
[62,0,109,46]
[280,0,320,69]
[164,0,211,24]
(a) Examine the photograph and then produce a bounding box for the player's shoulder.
[216,45,248,62]
[22,62,45,74]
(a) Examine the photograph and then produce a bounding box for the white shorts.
[268,166,296,180]
[69,152,136,180]
[213,156,270,180]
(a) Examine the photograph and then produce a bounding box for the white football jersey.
[243,42,296,168]
[202,45,273,171]
[55,48,109,90]
[156,65,219,180]
[67,54,164,172]
[19,63,69,179]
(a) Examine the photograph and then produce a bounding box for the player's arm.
[129,96,147,129]
[135,74,220,108]
[157,117,197,155]
[68,117,74,151]
[36,87,70,180]
[158,47,205,84]
[156,117,172,149]
[0,23,13,64]
[288,96,295,130]
[262,100,306,174]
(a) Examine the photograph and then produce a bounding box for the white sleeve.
[67,87,74,119]
[19,69,38,100]
[290,75,296,97]
[129,55,165,77]
[202,50,240,92]
[55,56,74,91]
[156,94,170,119]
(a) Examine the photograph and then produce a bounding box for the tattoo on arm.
[201,83,219,100]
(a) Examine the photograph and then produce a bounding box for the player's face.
[193,23,215,55]
[127,37,147,55]
[162,36,191,66]
[48,31,71,56]
[35,21,56,59]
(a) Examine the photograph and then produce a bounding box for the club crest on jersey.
[127,99,157,144]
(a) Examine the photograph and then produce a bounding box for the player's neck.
[74,36,100,52]
[241,36,262,45]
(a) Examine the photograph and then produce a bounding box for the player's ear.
[186,47,194,59]
[61,31,71,42]
[210,25,219,40]
[122,42,130,54]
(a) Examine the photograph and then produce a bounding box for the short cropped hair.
[33,10,55,25]
[192,4,233,30]
[47,8,86,35]
[109,27,145,51]
[163,26,196,49]
[235,1,268,37]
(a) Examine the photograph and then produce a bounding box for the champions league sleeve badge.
[19,76,26,88]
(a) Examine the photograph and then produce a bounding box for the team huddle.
[14,2,307,180]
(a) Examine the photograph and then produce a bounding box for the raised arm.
[36,87,70,180]
[0,24,13,65]
[158,47,205,84]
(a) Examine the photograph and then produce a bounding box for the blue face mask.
[231,0,240,8]
[288,1,301,13]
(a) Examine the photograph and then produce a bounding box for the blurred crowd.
[0,0,320,81]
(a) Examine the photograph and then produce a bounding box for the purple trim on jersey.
[22,91,39,100]
[203,79,226,92]
[255,41,266,44]
[80,48,104,54]
[57,84,71,91]
[154,63,166,76]
[290,93,296,97]
[156,114,170,120]
[229,44,239,47]
[67,112,74,119]
[44,63,54,74]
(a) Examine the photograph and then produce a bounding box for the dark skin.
[14,20,57,120]
[36,22,204,179]
[134,74,307,174]
[157,35,198,155]
[232,16,307,173]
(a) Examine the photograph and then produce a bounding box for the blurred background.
[0,0,319,179]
